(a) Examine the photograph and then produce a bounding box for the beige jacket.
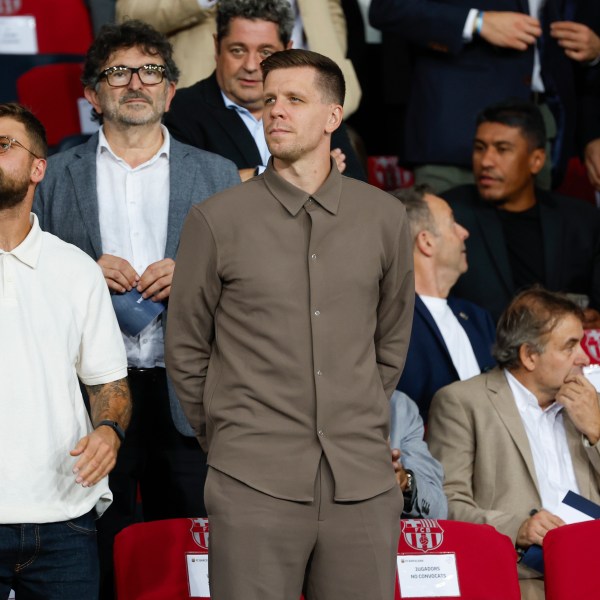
[116,0,361,116]
[427,367,600,584]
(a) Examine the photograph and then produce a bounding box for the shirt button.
[314,310,320,316]
[316,370,322,376]
[311,253,317,260]
[318,429,325,437]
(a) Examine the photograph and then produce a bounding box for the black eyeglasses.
[97,64,167,87]
[0,135,41,159]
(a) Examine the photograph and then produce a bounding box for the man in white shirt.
[428,288,600,600]
[0,103,130,599]
[33,20,240,600]
[391,185,496,421]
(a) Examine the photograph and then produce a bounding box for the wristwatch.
[403,469,416,513]
[96,420,126,443]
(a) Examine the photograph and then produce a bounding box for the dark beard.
[0,168,29,210]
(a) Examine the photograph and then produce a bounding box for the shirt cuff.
[462,8,479,42]
[197,0,217,8]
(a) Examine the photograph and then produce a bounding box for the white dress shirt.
[506,369,580,514]
[420,295,481,381]
[96,125,170,367]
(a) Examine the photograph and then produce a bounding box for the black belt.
[127,367,164,376]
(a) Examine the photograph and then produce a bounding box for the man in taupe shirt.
[166,49,414,600]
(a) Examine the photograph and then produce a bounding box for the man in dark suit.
[33,20,239,600]
[164,0,365,182]
[444,100,600,325]
[392,186,496,421]
[369,0,578,192]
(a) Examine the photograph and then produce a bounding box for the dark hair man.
[428,287,600,600]
[166,49,414,600]
[164,0,366,182]
[0,103,131,599]
[33,20,240,600]
[443,100,600,326]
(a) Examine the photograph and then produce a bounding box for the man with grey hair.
[33,19,240,600]
[428,287,600,600]
[164,0,365,181]
[391,185,495,421]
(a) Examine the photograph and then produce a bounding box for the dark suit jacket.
[397,294,496,421]
[443,185,600,321]
[369,0,576,177]
[33,133,240,436]
[164,72,366,181]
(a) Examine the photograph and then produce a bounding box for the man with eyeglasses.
[0,102,131,600]
[33,20,239,600]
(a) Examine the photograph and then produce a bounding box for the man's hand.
[330,148,347,174]
[480,12,542,51]
[137,258,175,302]
[556,374,600,445]
[550,21,600,62]
[516,509,565,549]
[392,448,409,491]
[585,139,600,191]
[70,426,120,487]
[97,254,139,293]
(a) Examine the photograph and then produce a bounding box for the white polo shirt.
[0,214,128,523]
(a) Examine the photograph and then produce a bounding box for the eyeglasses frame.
[97,64,168,88]
[0,136,41,160]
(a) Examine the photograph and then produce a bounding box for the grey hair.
[216,0,294,47]
[389,184,436,243]
[493,287,584,370]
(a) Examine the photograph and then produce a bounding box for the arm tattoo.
[86,377,132,430]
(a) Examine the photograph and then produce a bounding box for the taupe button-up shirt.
[166,161,414,501]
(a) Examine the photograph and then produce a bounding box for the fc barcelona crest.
[190,517,210,549]
[402,519,444,553]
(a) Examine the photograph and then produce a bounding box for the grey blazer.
[33,132,240,436]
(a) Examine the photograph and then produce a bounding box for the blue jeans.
[0,510,99,600]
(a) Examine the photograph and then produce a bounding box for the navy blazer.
[369,0,576,176]
[444,184,600,322]
[397,294,496,421]
[164,72,367,181]
[33,133,241,436]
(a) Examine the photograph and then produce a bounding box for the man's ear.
[84,86,102,118]
[519,343,538,372]
[529,148,546,176]
[415,230,435,258]
[213,33,220,60]
[30,157,46,184]
[324,104,343,134]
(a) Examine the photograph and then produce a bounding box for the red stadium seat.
[395,519,520,599]
[2,0,92,54]
[16,62,85,147]
[543,520,600,600]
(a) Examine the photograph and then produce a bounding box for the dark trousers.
[0,510,98,600]
[97,367,207,600]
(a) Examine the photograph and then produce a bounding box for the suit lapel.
[564,415,592,497]
[206,74,263,167]
[473,203,514,293]
[165,138,194,260]
[415,296,458,377]
[448,298,487,370]
[66,135,102,259]
[538,191,562,290]
[487,369,541,491]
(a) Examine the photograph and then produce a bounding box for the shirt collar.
[263,157,342,216]
[220,91,261,123]
[505,369,564,417]
[97,124,170,166]
[3,213,43,269]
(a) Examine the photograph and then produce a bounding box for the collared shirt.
[166,160,415,502]
[221,91,270,171]
[0,214,127,523]
[96,125,170,368]
[419,295,481,381]
[505,369,580,513]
